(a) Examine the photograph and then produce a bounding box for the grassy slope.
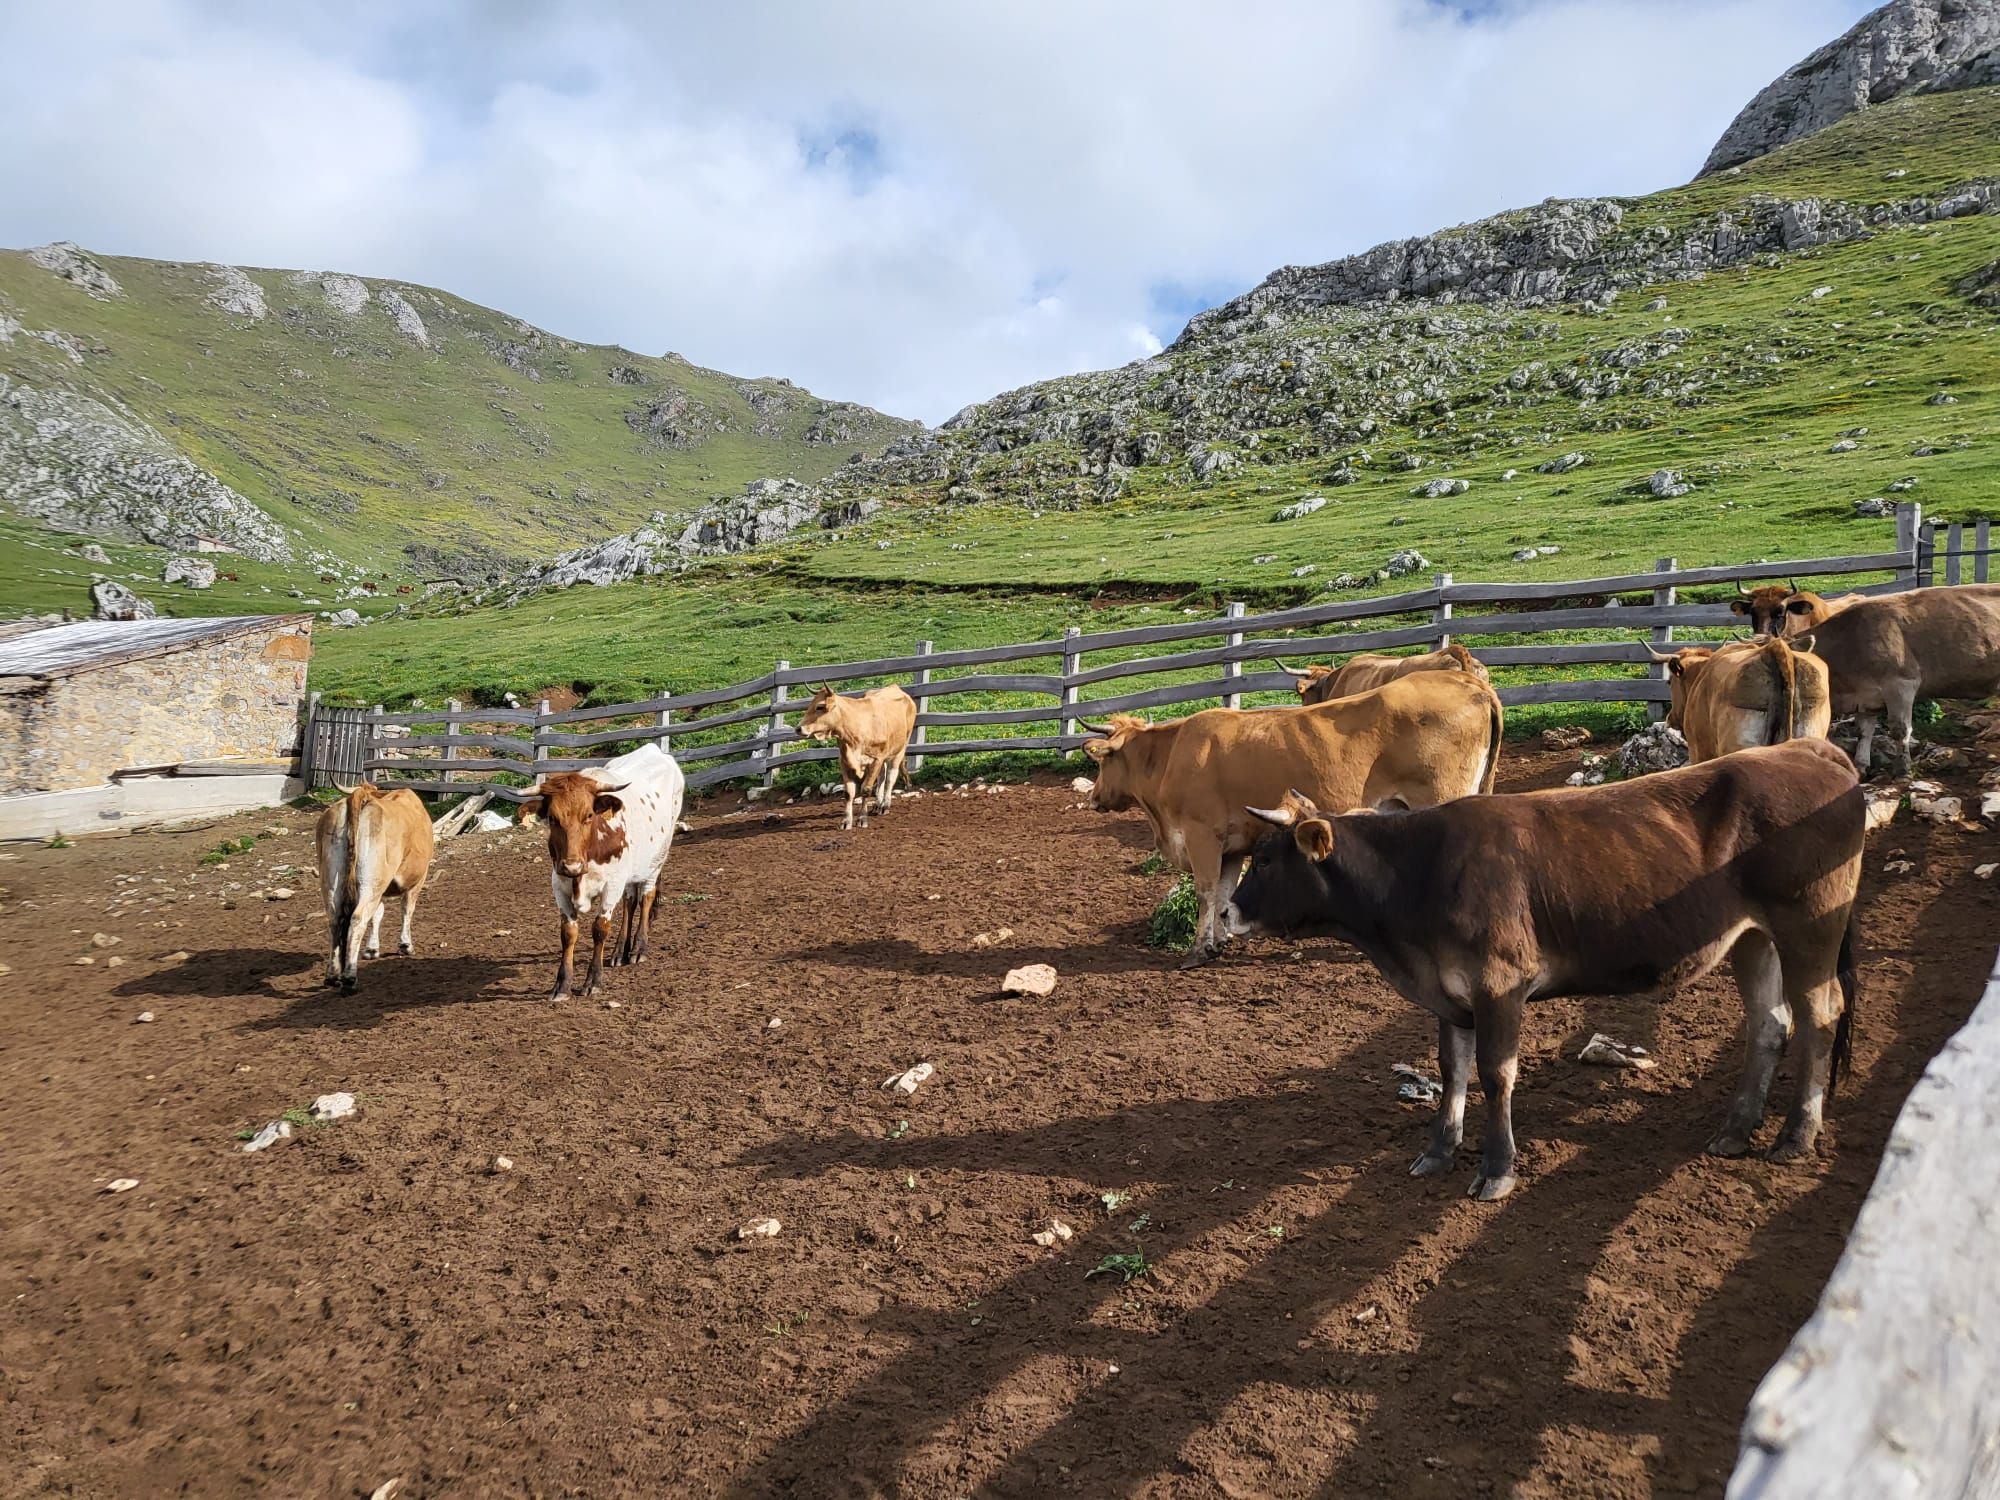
[0,250,918,585]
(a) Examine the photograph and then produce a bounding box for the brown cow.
[1647,635,1831,762]
[1767,583,2000,771]
[1083,670,1502,966]
[1224,739,1864,1200]
[314,784,434,992]
[1274,642,1490,705]
[797,683,919,829]
[1729,580,1862,637]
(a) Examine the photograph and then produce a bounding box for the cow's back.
[1816,585,2000,700]
[601,743,685,879]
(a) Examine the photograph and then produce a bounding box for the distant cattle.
[315,784,434,992]
[1223,740,1864,1200]
[523,741,685,1001]
[1768,584,2000,771]
[1083,671,1502,966]
[1274,642,1490,705]
[1649,636,1831,762]
[797,683,919,830]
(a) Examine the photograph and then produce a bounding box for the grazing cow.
[797,683,918,830]
[1647,635,1831,762]
[1223,740,1864,1200]
[315,784,434,993]
[1274,642,1490,705]
[523,741,685,1001]
[1765,583,2000,771]
[1083,670,1502,966]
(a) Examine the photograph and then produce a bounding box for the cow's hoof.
[549,989,571,1003]
[323,973,340,988]
[1765,1133,1817,1163]
[1177,947,1217,971]
[1705,1129,1755,1158]
[341,976,358,995]
[1409,1150,1455,1178]
[1468,1173,1517,1202]
[362,948,379,961]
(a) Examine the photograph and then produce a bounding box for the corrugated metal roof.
[0,615,311,681]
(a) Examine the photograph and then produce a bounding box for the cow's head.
[1728,581,1797,636]
[522,772,629,880]
[1078,714,1154,811]
[1771,590,1835,638]
[1642,642,1719,730]
[1223,790,1338,939]
[797,685,849,742]
[1272,661,1339,704]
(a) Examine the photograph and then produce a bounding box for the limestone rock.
[375,287,430,346]
[1646,468,1692,498]
[90,579,155,620]
[28,242,121,298]
[1615,723,1689,778]
[1538,451,1589,475]
[205,265,267,321]
[1415,477,1469,498]
[308,1092,356,1121]
[163,556,217,589]
[1274,496,1325,521]
[1002,963,1057,997]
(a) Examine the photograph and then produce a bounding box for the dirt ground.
[3,744,1996,1499]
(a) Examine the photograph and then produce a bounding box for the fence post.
[1895,501,1922,584]
[1060,626,1083,754]
[1978,520,1991,585]
[1945,522,1964,587]
[1649,557,1677,723]
[1919,517,1937,588]
[656,706,671,752]
[442,698,461,787]
[1222,603,1246,709]
[533,699,551,777]
[910,640,933,773]
[300,690,322,782]
[368,703,383,781]
[1433,573,1454,650]
[763,663,789,789]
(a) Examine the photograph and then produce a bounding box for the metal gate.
[305,705,372,789]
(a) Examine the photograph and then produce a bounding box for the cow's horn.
[1735,580,1754,597]
[1788,578,1799,594]
[1270,659,1309,679]
[1641,640,1677,664]
[1245,803,1295,827]
[1792,634,1817,655]
[1077,719,1115,737]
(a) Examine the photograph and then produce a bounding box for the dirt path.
[2,749,1995,1498]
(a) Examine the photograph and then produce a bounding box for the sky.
[0,0,1875,424]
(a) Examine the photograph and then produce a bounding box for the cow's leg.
[397,874,424,955]
[1177,836,1229,969]
[1708,929,1790,1157]
[364,900,386,961]
[858,758,885,828]
[630,885,659,965]
[1852,710,1880,773]
[1882,676,1919,775]
[341,873,384,993]
[839,754,862,830]
[324,900,345,988]
[877,752,903,813]
[551,916,578,1001]
[1770,974,1844,1161]
[1469,998,1525,1201]
[581,913,613,998]
[1412,1016,1475,1178]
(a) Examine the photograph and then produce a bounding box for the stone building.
[0,614,311,838]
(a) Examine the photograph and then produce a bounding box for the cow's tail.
[1762,636,1800,746]
[335,785,379,956]
[1830,911,1860,1099]
[1477,687,1504,795]
[1444,641,1491,685]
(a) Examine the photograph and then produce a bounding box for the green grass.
[1145,876,1201,952]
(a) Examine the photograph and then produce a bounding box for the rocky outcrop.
[90,579,155,619]
[374,287,429,346]
[27,242,121,299]
[286,270,371,315]
[0,375,292,560]
[206,265,267,321]
[163,556,217,588]
[1702,0,2000,175]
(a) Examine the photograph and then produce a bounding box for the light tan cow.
[1647,635,1832,762]
[1082,670,1503,966]
[315,784,433,992]
[1766,583,2000,771]
[1274,642,1490,705]
[798,683,919,829]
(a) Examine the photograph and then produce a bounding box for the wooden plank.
[909,672,1067,698]
[1442,552,1910,604]
[362,756,532,774]
[1494,678,1671,706]
[1979,520,1992,585]
[1452,602,1732,634]
[1073,677,1246,719]
[1471,642,1681,667]
[384,734,537,756]
[918,704,1063,729]
[359,707,540,727]
[1946,522,1964,586]
[1728,945,2000,1500]
[535,723,677,750]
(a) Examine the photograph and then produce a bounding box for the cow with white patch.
[797,682,919,830]
[523,740,685,1001]
[315,783,434,993]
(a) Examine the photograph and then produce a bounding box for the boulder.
[1002,963,1057,997]
[1274,496,1325,522]
[163,556,217,589]
[1538,451,1589,475]
[90,579,155,620]
[1415,477,1470,498]
[1646,468,1693,498]
[1615,723,1689,778]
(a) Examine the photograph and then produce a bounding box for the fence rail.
[335,501,1965,801]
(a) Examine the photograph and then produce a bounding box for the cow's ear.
[520,796,545,820]
[593,792,624,818]
[1668,657,1685,677]
[1786,597,1814,614]
[1728,599,1750,616]
[1294,817,1335,862]
[1083,738,1112,761]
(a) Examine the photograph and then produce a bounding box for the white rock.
[1883,858,1916,875]
[1863,785,1902,832]
[1002,963,1057,997]
[104,1178,139,1193]
[737,1217,782,1239]
[1982,790,2000,822]
[767,1017,783,1029]
[1577,1032,1656,1069]
[135,1011,155,1023]
[883,1062,935,1094]
[268,887,295,901]
[492,1155,514,1173]
[370,1479,407,1500]
[1911,792,1963,823]
[1030,1219,1075,1248]
[90,931,121,948]
[474,809,512,832]
[242,1119,293,1153]
[1976,864,1998,880]
[1070,776,1094,794]
[308,1092,356,1122]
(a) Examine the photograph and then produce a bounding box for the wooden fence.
[319,501,1987,801]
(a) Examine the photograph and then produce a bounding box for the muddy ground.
[3,746,1996,1498]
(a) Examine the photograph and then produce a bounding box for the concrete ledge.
[0,772,305,841]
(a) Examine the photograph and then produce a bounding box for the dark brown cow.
[1274,642,1490,705]
[1223,740,1864,1200]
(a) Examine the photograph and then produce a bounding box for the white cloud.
[0,0,1873,423]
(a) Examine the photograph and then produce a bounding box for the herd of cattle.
[313,581,2000,1201]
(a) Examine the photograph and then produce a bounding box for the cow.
[1222,739,1864,1201]
[522,740,685,1001]
[1764,583,2000,772]
[1646,635,1831,762]
[797,683,919,830]
[1082,670,1502,967]
[314,784,434,993]
[1729,580,1862,637]
[1273,642,1490,705]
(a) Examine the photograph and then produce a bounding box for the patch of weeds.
[1266,1224,1286,1241]
[678,892,712,904]
[1086,1250,1153,1285]
[200,836,257,866]
[42,832,73,850]
[280,1107,315,1129]
[1136,851,1171,877]
[765,1311,810,1339]
[886,1118,910,1140]
[1145,875,1200,951]
[1128,1212,1153,1234]
[1099,1188,1132,1212]
[1917,699,1945,726]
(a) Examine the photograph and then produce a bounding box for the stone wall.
[0,618,311,795]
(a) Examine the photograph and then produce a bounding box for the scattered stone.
[1646,468,1692,498]
[323,607,362,628]
[135,1011,155,1023]
[1002,963,1058,997]
[1926,391,1959,406]
[972,927,1015,948]
[1910,791,1963,823]
[1274,497,1325,522]
[308,1092,356,1122]
[71,955,95,966]
[883,1062,935,1095]
[1853,498,1892,518]
[1415,477,1469,498]
[370,1479,407,1500]
[1501,468,1519,481]
[474,809,512,832]
[242,1119,294,1153]
[163,950,190,963]
[1615,723,1689,778]
[104,1178,139,1194]
[104,955,125,969]
[1577,1033,1657,1069]
[75,542,111,563]
[1828,439,1858,453]
[1889,477,1918,492]
[1391,1062,1441,1104]
[1383,547,1431,579]
[1541,726,1593,751]
[1976,864,1998,880]
[1863,785,1902,832]
[1811,286,1833,300]
[29,241,122,297]
[163,556,217,589]
[1290,564,1317,578]
[1070,776,1093,795]
[1030,1219,1075,1248]
[737,1217,782,1240]
[1982,789,2000,822]
[1883,858,1916,875]
[1537,451,1589,474]
[1568,753,1608,787]
[268,887,295,901]
[1511,547,1542,563]
[1917,744,1969,771]
[492,1155,514,1173]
